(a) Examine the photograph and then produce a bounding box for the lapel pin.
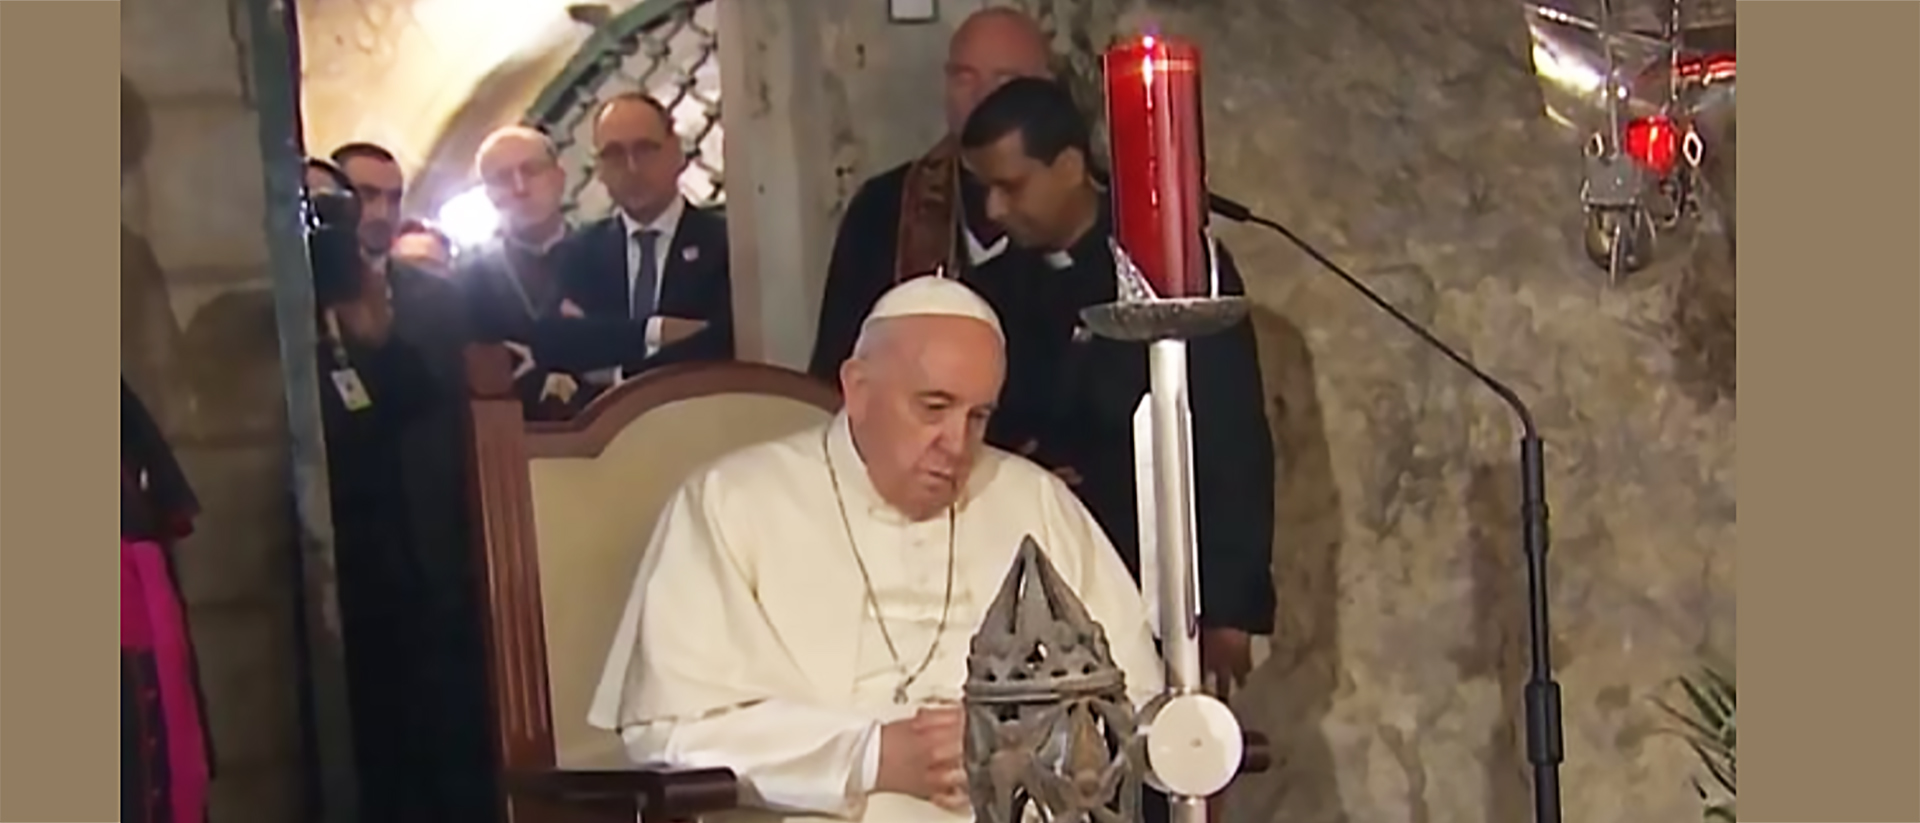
[682,246,700,263]
[1072,325,1093,344]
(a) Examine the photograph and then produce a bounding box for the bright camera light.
[437,186,500,250]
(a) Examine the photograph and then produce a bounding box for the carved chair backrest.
[464,347,842,772]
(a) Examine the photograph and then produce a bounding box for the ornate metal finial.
[1082,236,1248,343]
[963,537,1142,823]
[1109,238,1161,304]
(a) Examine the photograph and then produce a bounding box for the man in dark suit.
[551,92,733,382]
[456,125,594,419]
[956,79,1279,697]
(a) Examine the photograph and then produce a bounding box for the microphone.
[1191,190,1568,823]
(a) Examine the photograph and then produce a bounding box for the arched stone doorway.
[420,0,725,246]
[298,0,724,246]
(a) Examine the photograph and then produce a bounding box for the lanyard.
[322,277,395,368]
[499,249,542,321]
[499,230,568,321]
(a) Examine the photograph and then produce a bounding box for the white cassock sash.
[1131,393,1202,640]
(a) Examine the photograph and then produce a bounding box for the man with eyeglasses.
[458,125,595,418]
[549,92,735,383]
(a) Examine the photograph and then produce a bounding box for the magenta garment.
[122,536,209,823]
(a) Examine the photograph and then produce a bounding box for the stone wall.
[802,1,1737,822]
[122,0,308,819]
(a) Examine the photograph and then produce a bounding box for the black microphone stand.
[1209,197,1565,823]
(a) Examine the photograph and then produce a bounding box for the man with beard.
[954,78,1278,701]
[807,7,1056,423]
[312,145,498,823]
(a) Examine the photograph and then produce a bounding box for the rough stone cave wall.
[1000,1,1739,822]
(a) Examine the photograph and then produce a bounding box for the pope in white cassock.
[588,276,1165,823]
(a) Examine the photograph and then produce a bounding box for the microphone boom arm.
[1215,205,1566,823]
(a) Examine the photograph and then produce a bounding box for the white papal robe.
[588,413,1165,823]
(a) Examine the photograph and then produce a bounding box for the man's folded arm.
[619,699,882,819]
[525,316,649,373]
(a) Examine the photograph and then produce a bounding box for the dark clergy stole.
[808,137,1053,453]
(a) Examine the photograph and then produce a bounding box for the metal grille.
[525,0,723,221]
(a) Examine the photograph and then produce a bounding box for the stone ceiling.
[295,0,641,211]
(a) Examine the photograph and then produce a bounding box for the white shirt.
[602,196,686,381]
[589,415,1164,823]
[624,196,687,347]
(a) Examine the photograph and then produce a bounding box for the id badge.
[331,368,373,412]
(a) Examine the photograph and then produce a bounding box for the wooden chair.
[461,344,1271,822]
[462,346,843,823]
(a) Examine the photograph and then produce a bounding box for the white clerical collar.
[619,196,686,245]
[826,414,983,524]
[964,224,1009,267]
[1044,250,1074,269]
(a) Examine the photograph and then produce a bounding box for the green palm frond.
[1657,664,1736,822]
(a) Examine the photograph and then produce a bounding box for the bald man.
[593,276,1163,823]
[550,92,735,383]
[457,125,596,418]
[808,8,1056,387]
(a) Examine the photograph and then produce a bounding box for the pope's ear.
[839,358,865,403]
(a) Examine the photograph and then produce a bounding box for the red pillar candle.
[1103,34,1209,299]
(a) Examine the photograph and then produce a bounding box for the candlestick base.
[1080,297,1250,342]
[1136,690,1245,800]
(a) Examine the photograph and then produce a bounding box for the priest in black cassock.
[954,77,1280,695]
[806,6,1055,412]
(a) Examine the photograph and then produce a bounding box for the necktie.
[630,228,661,319]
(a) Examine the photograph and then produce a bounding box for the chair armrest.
[506,767,739,821]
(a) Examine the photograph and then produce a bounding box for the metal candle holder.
[961,33,1251,823]
[1078,235,1248,343]
[1091,33,1246,823]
